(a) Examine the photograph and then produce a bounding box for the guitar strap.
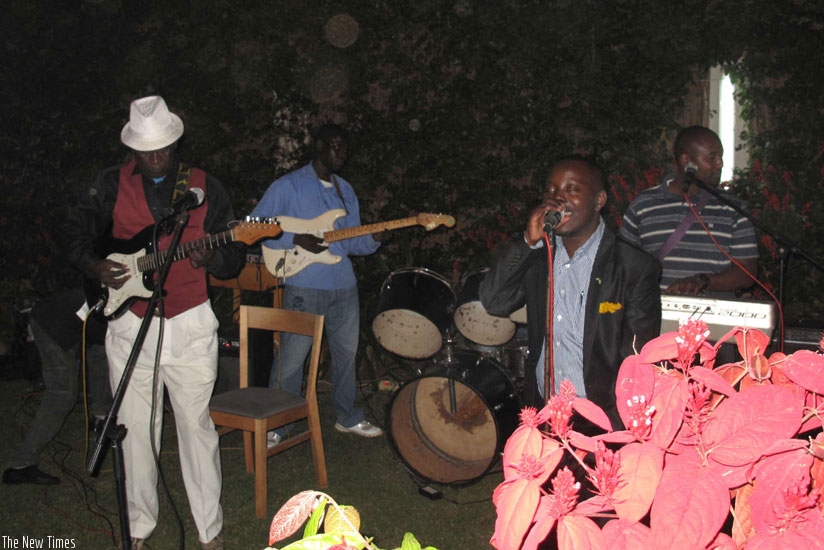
[657,191,711,261]
[330,174,349,215]
[172,163,192,203]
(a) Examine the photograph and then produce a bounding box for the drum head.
[453,270,516,346]
[372,268,455,359]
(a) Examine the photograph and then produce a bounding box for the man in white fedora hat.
[62,95,244,549]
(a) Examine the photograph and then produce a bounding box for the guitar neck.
[139,229,234,273]
[324,217,419,243]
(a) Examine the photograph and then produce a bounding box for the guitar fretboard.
[136,229,235,273]
[324,217,420,243]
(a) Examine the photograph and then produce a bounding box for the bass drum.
[372,268,456,359]
[387,350,520,484]
[453,269,516,346]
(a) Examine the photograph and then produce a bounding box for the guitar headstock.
[416,213,456,231]
[234,217,282,244]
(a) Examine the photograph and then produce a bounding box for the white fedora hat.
[120,95,184,151]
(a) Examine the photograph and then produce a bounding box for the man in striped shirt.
[619,126,758,299]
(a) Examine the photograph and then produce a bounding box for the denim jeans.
[7,319,112,469]
[270,285,364,429]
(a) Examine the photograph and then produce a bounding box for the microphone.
[544,210,565,232]
[165,188,205,217]
[685,162,698,178]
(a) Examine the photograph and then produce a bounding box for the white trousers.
[106,301,223,543]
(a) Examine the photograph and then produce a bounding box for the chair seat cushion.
[210,387,306,418]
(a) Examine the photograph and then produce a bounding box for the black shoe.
[2,465,60,485]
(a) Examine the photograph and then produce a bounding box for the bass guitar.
[262,210,455,278]
[85,217,281,320]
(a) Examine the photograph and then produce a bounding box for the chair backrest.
[238,305,325,399]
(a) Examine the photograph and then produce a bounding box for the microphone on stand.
[164,188,205,218]
[684,162,704,191]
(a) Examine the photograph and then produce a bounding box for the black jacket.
[480,228,662,430]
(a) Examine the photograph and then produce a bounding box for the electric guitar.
[85,217,281,320]
[262,210,456,278]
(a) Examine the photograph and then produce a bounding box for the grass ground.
[0,373,502,549]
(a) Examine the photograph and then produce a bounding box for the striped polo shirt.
[619,177,758,298]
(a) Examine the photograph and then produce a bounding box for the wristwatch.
[695,273,711,291]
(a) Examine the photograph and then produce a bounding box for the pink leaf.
[613,442,664,523]
[573,397,613,432]
[749,447,813,533]
[783,350,824,394]
[711,439,809,490]
[594,431,635,446]
[649,450,729,549]
[704,385,802,467]
[492,478,540,550]
[557,515,607,550]
[649,373,687,449]
[615,354,656,424]
[708,532,737,550]
[269,490,320,545]
[575,495,611,516]
[734,327,771,358]
[569,430,600,453]
[638,332,679,364]
[689,366,736,397]
[602,519,651,550]
[521,495,557,550]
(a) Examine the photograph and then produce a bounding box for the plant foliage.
[491,322,824,549]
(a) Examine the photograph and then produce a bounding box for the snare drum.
[372,268,456,359]
[453,269,516,346]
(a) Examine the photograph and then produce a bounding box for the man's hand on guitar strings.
[189,244,216,269]
[88,258,130,289]
[293,233,327,254]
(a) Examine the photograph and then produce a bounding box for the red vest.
[113,160,209,318]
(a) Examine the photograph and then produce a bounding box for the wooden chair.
[209,305,327,518]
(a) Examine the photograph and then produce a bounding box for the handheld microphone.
[544,210,565,232]
[165,188,205,217]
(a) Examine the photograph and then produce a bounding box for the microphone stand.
[543,225,557,403]
[687,174,824,345]
[87,210,191,550]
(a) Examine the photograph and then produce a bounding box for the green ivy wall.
[1,0,822,348]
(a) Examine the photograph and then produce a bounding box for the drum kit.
[372,267,528,485]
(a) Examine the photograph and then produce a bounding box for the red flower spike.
[749,447,816,534]
[548,467,581,519]
[588,440,621,501]
[675,318,711,368]
[541,387,574,438]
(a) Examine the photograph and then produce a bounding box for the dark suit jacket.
[480,227,662,430]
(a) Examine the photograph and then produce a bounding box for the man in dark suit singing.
[480,156,662,431]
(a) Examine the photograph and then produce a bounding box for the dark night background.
[1,0,823,352]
